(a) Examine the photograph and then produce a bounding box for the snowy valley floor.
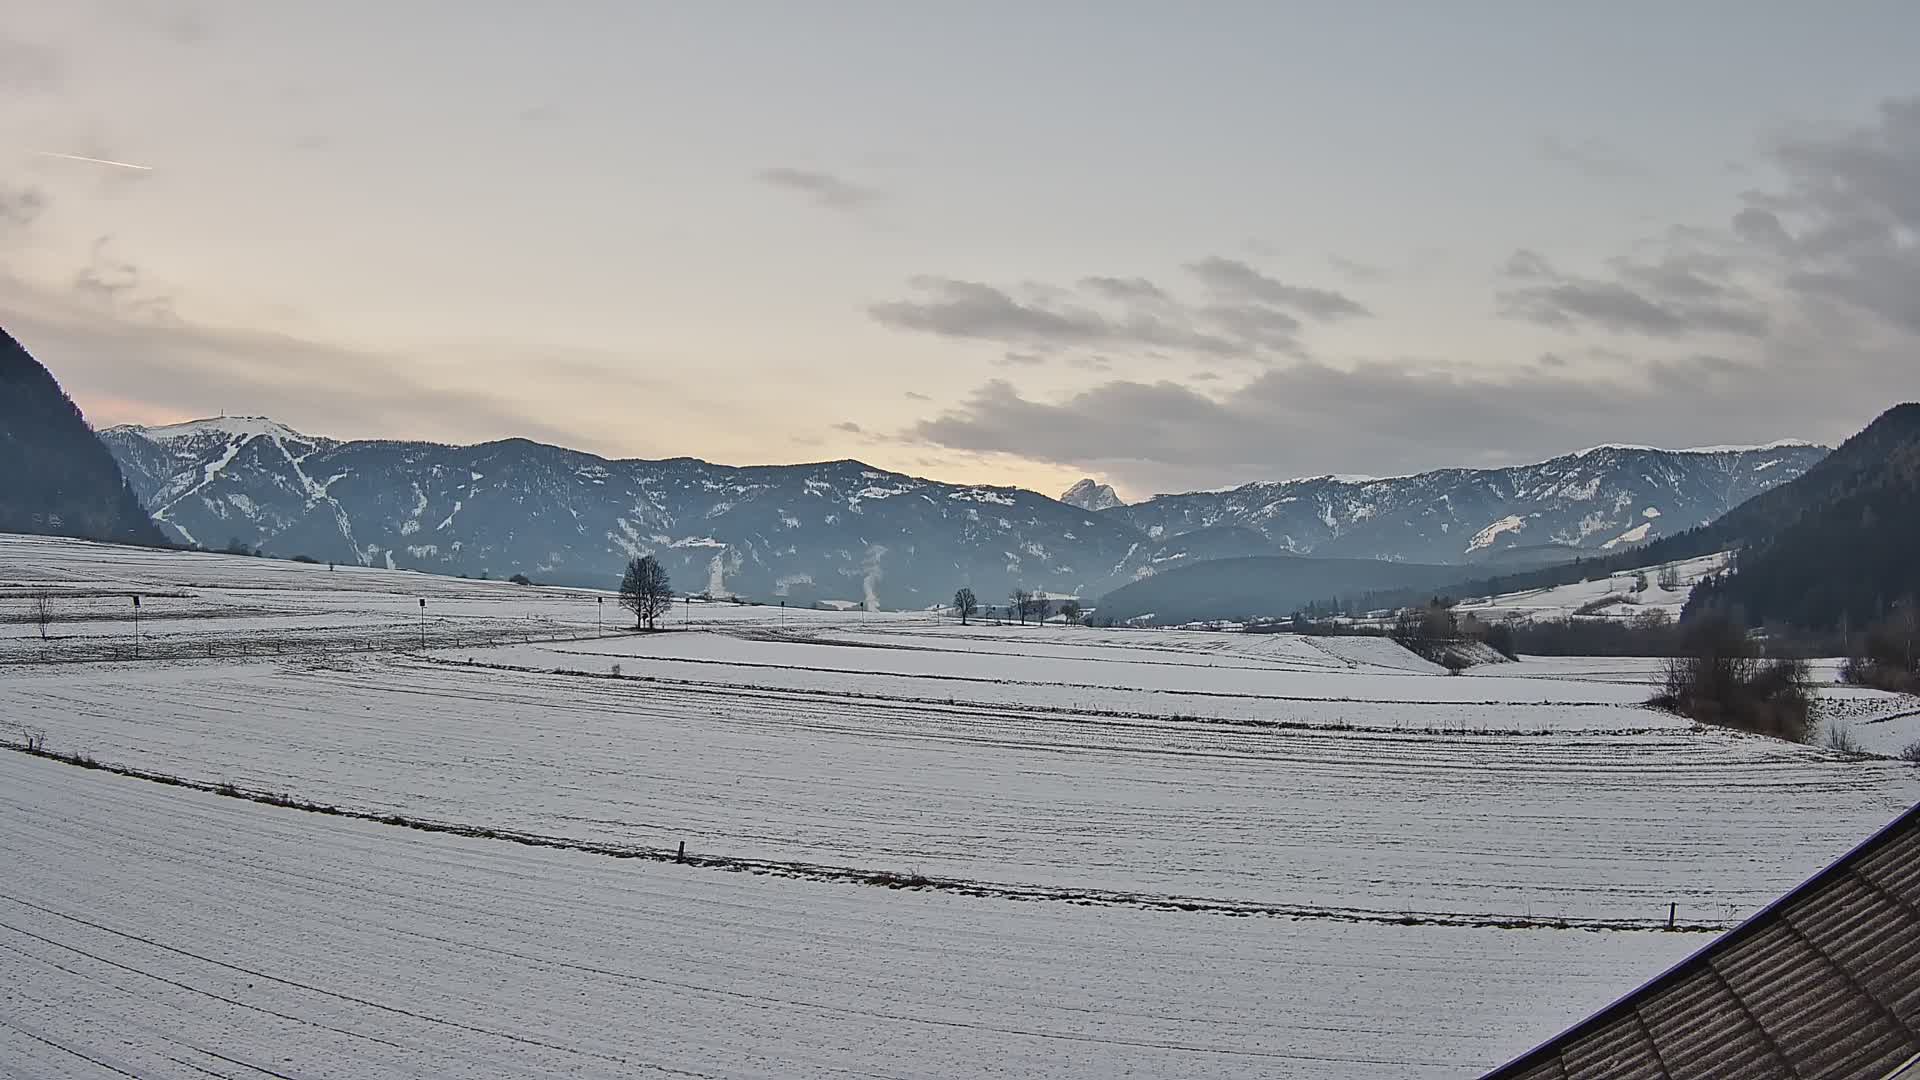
[2,534,1918,1077]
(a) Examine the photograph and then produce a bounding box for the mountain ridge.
[1101,440,1828,566]
[99,413,1827,607]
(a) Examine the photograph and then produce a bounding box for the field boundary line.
[3,740,1726,935]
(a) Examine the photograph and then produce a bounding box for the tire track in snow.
[0,746,1728,934]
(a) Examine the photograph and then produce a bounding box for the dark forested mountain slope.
[1686,403,1920,629]
[0,329,165,546]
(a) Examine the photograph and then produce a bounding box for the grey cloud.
[1080,276,1167,302]
[908,347,1898,494]
[995,351,1046,367]
[0,184,48,229]
[1195,303,1304,355]
[869,276,1243,358]
[69,239,179,323]
[903,390,931,401]
[1185,256,1371,319]
[832,421,865,434]
[756,167,883,212]
[1750,97,1920,334]
[1731,207,1792,250]
[1496,249,1768,338]
[872,258,1370,364]
[871,277,1110,345]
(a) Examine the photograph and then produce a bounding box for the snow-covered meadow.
[2,534,1916,1077]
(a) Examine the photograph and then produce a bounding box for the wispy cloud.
[870,258,1370,364]
[1536,134,1639,179]
[755,167,883,213]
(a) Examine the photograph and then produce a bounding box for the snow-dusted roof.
[1484,801,1920,1079]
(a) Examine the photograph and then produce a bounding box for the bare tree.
[1657,566,1682,591]
[1029,594,1051,624]
[1009,588,1032,626]
[620,556,674,630]
[30,591,52,641]
[953,587,978,625]
[1058,598,1082,625]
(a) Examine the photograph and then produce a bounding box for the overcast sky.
[3,2,1917,498]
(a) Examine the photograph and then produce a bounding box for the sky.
[2,1,1918,500]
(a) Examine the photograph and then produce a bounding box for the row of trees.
[952,587,1083,626]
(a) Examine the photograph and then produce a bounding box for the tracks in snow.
[0,742,1726,934]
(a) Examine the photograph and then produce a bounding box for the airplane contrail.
[35,151,154,172]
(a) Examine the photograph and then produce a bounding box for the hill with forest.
[1091,554,1467,625]
[0,329,166,547]
[1685,403,1920,630]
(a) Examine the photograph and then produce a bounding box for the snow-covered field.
[3,534,1917,1077]
[1455,551,1730,623]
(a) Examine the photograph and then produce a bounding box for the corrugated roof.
[1484,802,1920,1080]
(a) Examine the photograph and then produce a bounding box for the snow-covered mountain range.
[99,418,1826,606]
[1107,441,1829,567]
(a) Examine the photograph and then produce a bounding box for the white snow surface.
[1,532,1916,1077]
[1456,551,1731,624]
[0,749,1700,1079]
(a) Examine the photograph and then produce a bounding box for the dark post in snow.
[1668,902,1676,930]
[597,595,603,636]
[131,594,141,659]
[418,597,426,650]
[676,840,686,864]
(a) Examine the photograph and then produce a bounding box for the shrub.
[1824,724,1862,754]
[1841,607,1920,692]
[1653,613,1814,743]
[1900,741,1920,764]
[1574,594,1633,616]
[290,554,321,564]
[509,573,533,586]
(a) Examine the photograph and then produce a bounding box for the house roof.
[1484,801,1920,1080]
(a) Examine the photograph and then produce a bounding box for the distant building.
[1485,802,1919,1080]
